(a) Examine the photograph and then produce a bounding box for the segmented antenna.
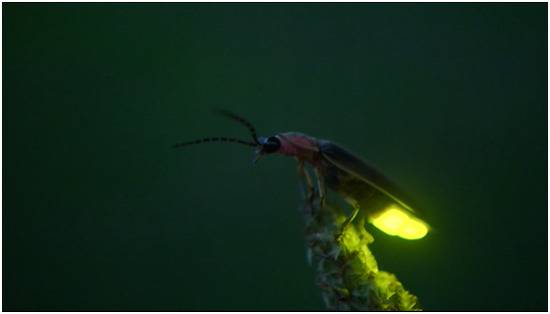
[215,109,260,144]
[173,137,258,148]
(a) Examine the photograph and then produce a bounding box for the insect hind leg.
[336,202,361,242]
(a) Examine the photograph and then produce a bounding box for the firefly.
[175,110,430,240]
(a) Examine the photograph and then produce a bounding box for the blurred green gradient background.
[4,3,547,311]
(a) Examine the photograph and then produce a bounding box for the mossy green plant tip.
[301,187,422,311]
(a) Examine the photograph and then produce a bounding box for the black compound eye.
[262,136,281,153]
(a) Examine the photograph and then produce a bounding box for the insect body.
[175,111,429,240]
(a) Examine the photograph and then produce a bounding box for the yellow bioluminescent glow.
[371,206,429,240]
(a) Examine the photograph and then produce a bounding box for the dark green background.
[4,3,547,311]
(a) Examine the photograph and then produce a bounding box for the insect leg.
[342,204,360,230]
[296,159,314,202]
[336,202,360,242]
[313,167,326,208]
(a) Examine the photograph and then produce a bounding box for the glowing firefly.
[175,110,430,240]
